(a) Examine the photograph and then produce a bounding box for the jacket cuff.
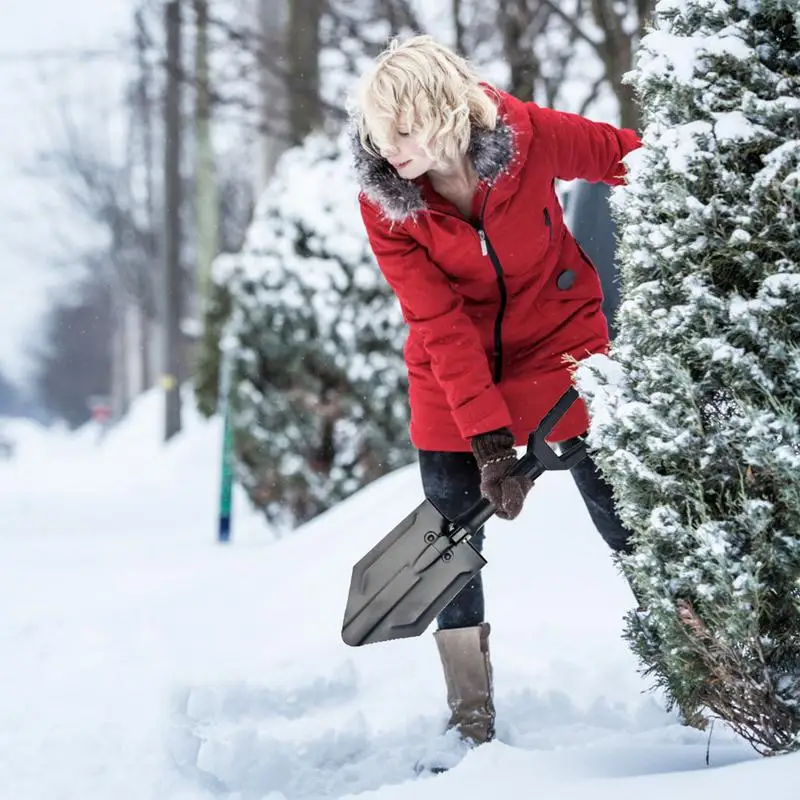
[451,385,514,440]
[603,128,642,185]
[470,428,515,463]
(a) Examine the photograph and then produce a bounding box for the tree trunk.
[287,0,323,144]
[497,0,548,103]
[589,0,656,130]
[255,0,290,193]
[163,0,183,441]
[452,0,466,54]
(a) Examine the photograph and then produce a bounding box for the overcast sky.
[0,0,131,386]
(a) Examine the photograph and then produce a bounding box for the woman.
[350,35,641,747]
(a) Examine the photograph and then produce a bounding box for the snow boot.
[433,622,496,746]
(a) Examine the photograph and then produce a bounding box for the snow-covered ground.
[0,390,796,799]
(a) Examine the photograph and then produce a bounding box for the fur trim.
[351,121,516,223]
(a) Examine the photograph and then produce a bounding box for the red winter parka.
[353,87,641,452]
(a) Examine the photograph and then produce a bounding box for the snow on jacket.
[353,87,642,452]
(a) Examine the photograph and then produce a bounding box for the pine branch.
[676,599,799,755]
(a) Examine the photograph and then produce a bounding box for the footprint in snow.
[165,662,467,799]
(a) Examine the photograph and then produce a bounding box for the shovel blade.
[341,387,589,648]
[341,498,485,647]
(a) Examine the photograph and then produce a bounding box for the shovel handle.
[450,386,589,540]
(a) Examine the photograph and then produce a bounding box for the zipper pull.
[478,228,488,256]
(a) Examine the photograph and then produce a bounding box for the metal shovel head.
[341,497,485,647]
[340,386,588,648]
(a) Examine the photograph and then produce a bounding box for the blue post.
[217,345,234,543]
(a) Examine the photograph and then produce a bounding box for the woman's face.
[380,127,436,180]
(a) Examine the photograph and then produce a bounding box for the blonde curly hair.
[351,35,499,165]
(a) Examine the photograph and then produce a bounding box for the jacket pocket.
[539,237,603,304]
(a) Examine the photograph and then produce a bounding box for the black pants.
[419,437,633,631]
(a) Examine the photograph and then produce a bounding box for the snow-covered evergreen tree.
[212,131,413,528]
[574,0,800,754]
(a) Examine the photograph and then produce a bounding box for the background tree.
[33,96,161,419]
[197,131,413,527]
[31,274,114,429]
[575,0,800,755]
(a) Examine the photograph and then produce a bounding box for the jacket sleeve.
[359,196,513,440]
[528,104,642,186]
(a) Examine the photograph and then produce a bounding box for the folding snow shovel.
[341,386,589,647]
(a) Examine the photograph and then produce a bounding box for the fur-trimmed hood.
[351,117,517,224]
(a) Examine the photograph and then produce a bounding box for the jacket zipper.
[475,189,507,384]
[434,186,508,384]
[477,225,507,383]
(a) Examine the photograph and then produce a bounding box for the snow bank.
[0,387,272,544]
[2,388,795,800]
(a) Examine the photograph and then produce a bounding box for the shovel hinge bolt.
[442,551,453,561]
[424,531,437,543]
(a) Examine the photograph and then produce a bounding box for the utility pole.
[134,6,158,391]
[163,0,183,441]
[194,0,218,309]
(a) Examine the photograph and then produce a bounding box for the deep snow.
[1,389,796,800]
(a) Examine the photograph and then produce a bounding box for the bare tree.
[287,0,325,143]
[30,273,114,429]
[36,105,157,321]
[538,0,656,128]
[496,0,556,102]
[30,94,162,419]
[138,0,653,159]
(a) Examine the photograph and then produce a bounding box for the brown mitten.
[470,428,533,520]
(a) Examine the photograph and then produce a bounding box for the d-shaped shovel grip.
[450,386,589,540]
